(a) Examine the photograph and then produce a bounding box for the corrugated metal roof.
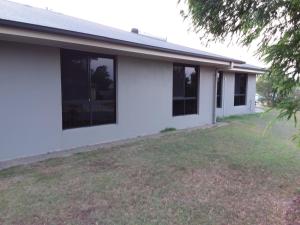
[0,0,248,64]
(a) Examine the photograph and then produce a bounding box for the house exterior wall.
[0,41,215,161]
[0,41,62,161]
[216,72,256,117]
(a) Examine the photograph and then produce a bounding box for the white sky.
[10,0,265,66]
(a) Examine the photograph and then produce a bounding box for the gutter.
[225,68,265,74]
[233,66,267,73]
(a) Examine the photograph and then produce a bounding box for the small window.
[234,73,247,106]
[173,64,198,116]
[216,72,223,108]
[61,49,116,129]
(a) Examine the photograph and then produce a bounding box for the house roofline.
[0,18,245,65]
[0,25,236,67]
[234,65,267,73]
[223,67,265,74]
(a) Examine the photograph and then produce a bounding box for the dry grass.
[0,111,300,225]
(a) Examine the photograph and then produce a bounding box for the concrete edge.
[0,122,228,170]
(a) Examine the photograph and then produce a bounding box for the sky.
[10,0,264,67]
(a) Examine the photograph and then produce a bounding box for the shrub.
[160,127,176,133]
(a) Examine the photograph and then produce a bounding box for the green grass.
[0,111,300,225]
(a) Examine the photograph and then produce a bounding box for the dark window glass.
[216,72,223,108]
[91,101,115,125]
[62,101,90,129]
[61,52,89,101]
[90,57,116,125]
[234,73,247,106]
[173,65,185,98]
[173,64,198,116]
[185,99,197,114]
[173,100,185,116]
[61,52,90,128]
[61,49,116,129]
[185,67,198,97]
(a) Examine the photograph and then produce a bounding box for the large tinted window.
[234,73,247,106]
[216,72,223,108]
[61,49,116,129]
[90,57,116,125]
[173,64,198,116]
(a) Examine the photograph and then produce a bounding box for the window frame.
[234,73,248,106]
[172,63,199,116]
[60,49,117,130]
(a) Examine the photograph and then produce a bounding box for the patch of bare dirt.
[86,158,121,172]
[285,195,300,225]
[69,205,97,223]
[167,164,287,224]
[33,162,67,176]
[0,175,24,191]
[11,216,64,225]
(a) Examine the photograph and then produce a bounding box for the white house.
[0,0,265,161]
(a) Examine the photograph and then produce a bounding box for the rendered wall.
[0,41,62,160]
[216,72,256,117]
[0,41,215,161]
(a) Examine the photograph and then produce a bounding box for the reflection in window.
[61,49,116,129]
[173,64,198,116]
[90,57,115,125]
[234,73,247,106]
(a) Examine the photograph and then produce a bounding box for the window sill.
[233,105,247,107]
[172,113,199,118]
[62,122,117,131]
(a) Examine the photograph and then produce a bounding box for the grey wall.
[0,41,62,160]
[216,72,256,117]
[0,41,216,161]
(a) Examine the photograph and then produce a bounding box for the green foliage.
[182,0,300,138]
[160,127,176,133]
[256,75,276,106]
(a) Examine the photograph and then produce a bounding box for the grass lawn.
[1,111,300,225]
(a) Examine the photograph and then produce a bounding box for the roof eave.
[0,24,236,67]
[0,18,245,64]
[224,67,266,74]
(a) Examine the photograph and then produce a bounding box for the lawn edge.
[0,122,228,170]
